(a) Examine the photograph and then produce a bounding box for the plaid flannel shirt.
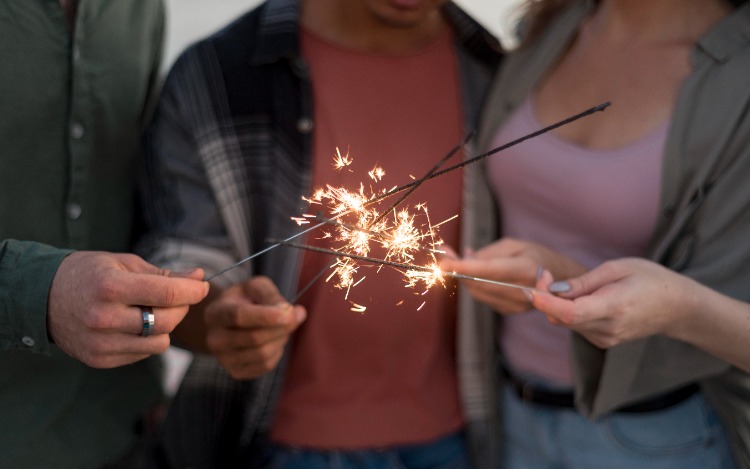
[139,0,503,466]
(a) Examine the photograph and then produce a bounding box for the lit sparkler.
[277,241,537,294]
[204,102,611,282]
[294,152,449,294]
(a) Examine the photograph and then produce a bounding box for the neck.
[300,0,447,55]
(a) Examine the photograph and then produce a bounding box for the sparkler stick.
[278,240,536,293]
[204,102,610,281]
[369,132,473,226]
[365,102,611,206]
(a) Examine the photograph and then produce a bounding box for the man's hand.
[48,251,210,368]
[204,276,306,380]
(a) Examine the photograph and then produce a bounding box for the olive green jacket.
[471,1,750,465]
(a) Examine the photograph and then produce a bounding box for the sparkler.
[295,164,449,296]
[204,102,611,282]
[277,241,537,294]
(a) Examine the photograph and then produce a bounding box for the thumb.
[169,268,207,281]
[547,268,613,299]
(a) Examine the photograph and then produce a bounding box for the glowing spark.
[351,302,367,313]
[368,166,385,181]
[295,151,453,294]
[333,147,353,170]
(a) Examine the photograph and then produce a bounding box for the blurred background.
[163,0,524,70]
[160,0,525,392]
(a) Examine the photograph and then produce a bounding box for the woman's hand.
[530,258,691,348]
[440,237,586,314]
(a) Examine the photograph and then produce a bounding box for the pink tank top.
[489,95,666,386]
[270,27,464,448]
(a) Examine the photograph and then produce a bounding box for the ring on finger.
[140,306,155,337]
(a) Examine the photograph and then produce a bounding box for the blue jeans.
[261,431,472,469]
[501,383,737,468]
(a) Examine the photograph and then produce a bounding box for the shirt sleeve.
[0,239,72,354]
[137,46,249,288]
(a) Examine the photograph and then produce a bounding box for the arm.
[531,258,750,373]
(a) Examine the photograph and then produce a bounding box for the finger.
[206,323,296,352]
[470,287,530,314]
[444,257,533,283]
[530,290,577,324]
[79,333,172,368]
[549,265,622,299]
[205,300,300,328]
[122,305,191,336]
[531,291,606,326]
[244,276,287,306]
[109,270,210,307]
[216,342,287,380]
[168,267,207,281]
[535,269,555,291]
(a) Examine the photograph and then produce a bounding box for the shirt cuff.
[0,240,73,354]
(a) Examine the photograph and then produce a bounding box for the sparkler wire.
[369,131,474,226]
[204,102,610,281]
[365,102,611,206]
[278,240,536,293]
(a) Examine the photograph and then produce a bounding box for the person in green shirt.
[0,1,208,467]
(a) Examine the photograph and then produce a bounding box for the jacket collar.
[694,3,750,64]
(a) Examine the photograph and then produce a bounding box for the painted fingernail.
[535,266,544,281]
[523,288,534,303]
[549,281,571,293]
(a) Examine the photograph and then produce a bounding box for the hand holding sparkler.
[528,260,681,347]
[202,276,306,380]
[47,252,209,368]
[439,238,587,315]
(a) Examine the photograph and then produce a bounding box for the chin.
[366,0,446,27]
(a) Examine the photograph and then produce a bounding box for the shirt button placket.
[70,122,85,140]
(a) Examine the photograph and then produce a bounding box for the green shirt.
[0,1,165,466]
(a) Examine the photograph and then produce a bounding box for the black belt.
[503,368,699,413]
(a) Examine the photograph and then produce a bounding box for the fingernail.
[549,281,571,293]
[535,266,544,281]
[177,268,200,275]
[523,288,534,302]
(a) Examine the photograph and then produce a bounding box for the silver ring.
[140,307,155,337]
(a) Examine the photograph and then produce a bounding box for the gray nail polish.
[548,281,571,293]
